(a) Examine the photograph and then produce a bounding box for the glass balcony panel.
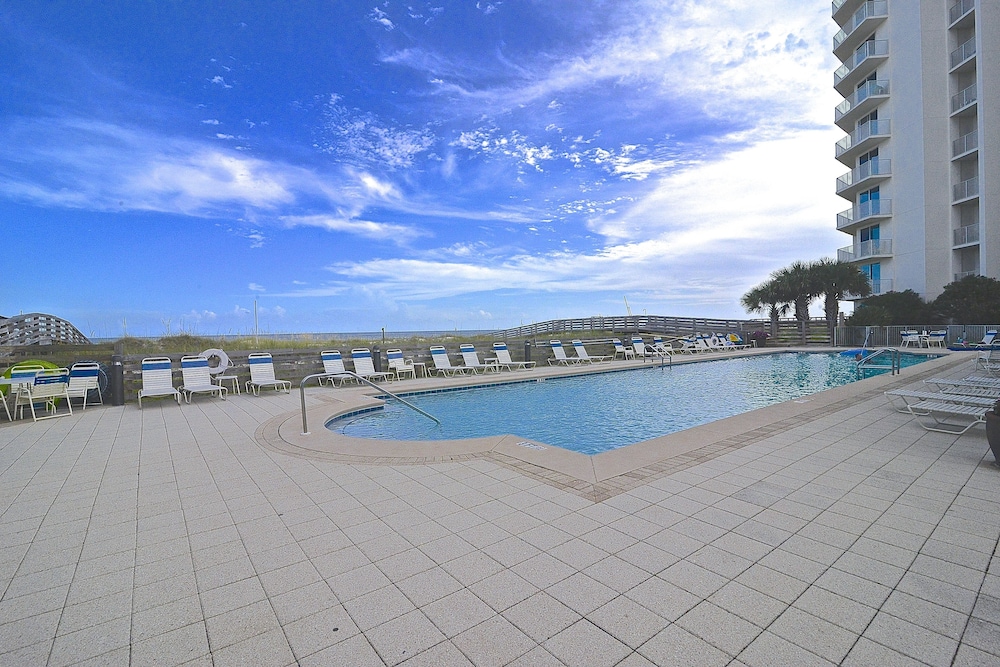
[834,1,888,52]
[838,239,892,262]
[953,176,979,201]
[835,40,889,86]
[950,37,976,69]
[870,278,892,295]
[952,130,978,157]
[955,271,978,282]
[953,224,980,246]
[836,157,891,193]
[951,83,977,113]
[835,80,889,123]
[949,0,975,25]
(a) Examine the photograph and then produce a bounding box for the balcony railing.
[837,158,891,194]
[836,119,891,159]
[951,83,977,113]
[949,0,975,25]
[838,238,893,262]
[836,80,889,122]
[955,271,978,282]
[954,224,980,246]
[837,198,892,229]
[833,1,888,52]
[951,37,976,69]
[953,130,978,157]
[954,176,979,201]
[835,40,889,86]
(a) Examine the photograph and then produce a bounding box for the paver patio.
[1,351,998,666]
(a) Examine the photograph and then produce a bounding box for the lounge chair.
[350,348,394,383]
[925,375,1000,390]
[976,348,1000,375]
[14,368,73,422]
[2,365,44,420]
[612,338,635,360]
[884,389,994,414]
[246,353,292,395]
[460,344,499,373]
[386,349,417,380]
[677,337,699,354]
[925,330,946,348]
[899,330,921,347]
[430,346,476,376]
[180,356,227,403]
[492,342,535,370]
[900,400,989,435]
[67,362,104,409]
[630,337,659,361]
[650,337,675,356]
[320,350,353,386]
[138,357,181,408]
[975,330,998,347]
[548,340,584,365]
[572,340,612,363]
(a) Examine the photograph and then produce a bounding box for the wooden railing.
[491,315,756,339]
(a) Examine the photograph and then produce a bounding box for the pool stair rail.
[298,370,440,435]
[855,347,901,377]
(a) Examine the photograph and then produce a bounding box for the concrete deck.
[2,350,998,666]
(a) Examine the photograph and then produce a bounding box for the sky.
[0,1,848,337]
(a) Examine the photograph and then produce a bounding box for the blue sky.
[1,1,845,337]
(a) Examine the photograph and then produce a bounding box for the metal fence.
[834,324,998,348]
[491,315,755,339]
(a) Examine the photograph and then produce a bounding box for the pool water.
[328,352,934,455]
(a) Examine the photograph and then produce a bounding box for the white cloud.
[209,75,232,89]
[280,214,423,242]
[318,97,435,169]
[201,119,220,125]
[248,283,266,292]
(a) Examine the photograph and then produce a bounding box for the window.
[859,225,880,243]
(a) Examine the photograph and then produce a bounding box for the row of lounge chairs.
[886,374,1000,435]
[138,353,291,408]
[1,362,103,422]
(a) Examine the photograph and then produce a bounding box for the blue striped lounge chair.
[138,357,181,408]
[612,338,635,360]
[460,344,499,373]
[246,353,292,395]
[320,350,353,386]
[15,368,73,421]
[492,342,535,370]
[386,349,417,380]
[180,356,227,403]
[571,340,611,363]
[67,362,104,409]
[351,348,394,383]
[548,340,584,365]
[430,346,476,376]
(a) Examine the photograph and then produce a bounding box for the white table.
[215,374,241,395]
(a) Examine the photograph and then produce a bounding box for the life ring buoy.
[200,348,231,375]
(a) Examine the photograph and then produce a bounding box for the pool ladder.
[855,348,901,378]
[299,371,440,435]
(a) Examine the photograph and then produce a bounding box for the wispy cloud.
[280,214,424,242]
[317,94,436,169]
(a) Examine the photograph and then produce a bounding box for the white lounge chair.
[925,375,1000,390]
[612,338,635,360]
[901,400,989,435]
[548,340,584,365]
[246,353,292,395]
[572,340,612,363]
[138,357,181,408]
[677,337,699,354]
[14,368,73,422]
[3,365,44,420]
[351,349,394,383]
[460,344,499,373]
[429,346,475,376]
[492,342,535,370]
[386,349,416,380]
[900,330,921,347]
[975,330,998,347]
[67,362,103,409]
[884,389,994,414]
[180,356,227,403]
[631,336,660,361]
[925,330,946,348]
[320,350,353,386]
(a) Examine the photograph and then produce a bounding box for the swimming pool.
[327,352,934,455]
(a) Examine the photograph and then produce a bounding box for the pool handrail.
[299,371,440,435]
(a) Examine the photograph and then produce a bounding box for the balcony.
[836,119,891,165]
[953,130,978,158]
[949,0,975,27]
[835,79,889,129]
[836,158,891,199]
[953,176,979,202]
[833,1,888,59]
[951,83,977,115]
[954,224,980,247]
[955,271,979,282]
[838,238,893,263]
[950,37,976,71]
[836,198,892,231]
[870,278,892,295]
[835,40,889,94]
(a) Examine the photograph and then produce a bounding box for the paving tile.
[205,599,281,651]
[625,575,700,621]
[768,606,857,664]
[791,585,877,635]
[543,618,631,667]
[469,569,538,612]
[284,605,360,660]
[737,630,836,667]
[863,611,959,667]
[504,645,565,667]
[452,615,535,667]
[211,627,295,667]
[675,600,761,655]
[131,622,210,667]
[546,572,618,616]
[367,609,447,666]
[400,640,474,666]
[48,616,131,667]
[638,624,731,667]
[589,596,669,649]
[502,591,581,643]
[961,617,1000,656]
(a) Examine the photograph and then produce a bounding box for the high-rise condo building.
[833,0,996,299]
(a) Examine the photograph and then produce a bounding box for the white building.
[833,0,996,299]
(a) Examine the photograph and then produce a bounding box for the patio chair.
[899,400,989,435]
[976,348,1000,375]
[677,337,699,354]
[492,342,535,370]
[649,337,675,357]
[350,348,394,383]
[572,340,612,363]
[15,368,73,422]
[138,357,181,408]
[386,349,417,380]
[460,344,499,374]
[429,346,476,376]
[612,338,635,360]
[631,337,659,361]
[180,356,227,403]
[899,330,921,347]
[975,330,998,347]
[925,375,1000,390]
[548,340,584,366]
[67,362,104,409]
[320,350,354,386]
[2,365,44,420]
[925,330,946,348]
[246,353,292,395]
[884,389,994,414]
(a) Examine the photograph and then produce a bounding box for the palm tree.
[812,258,872,342]
[740,280,790,339]
[773,261,821,343]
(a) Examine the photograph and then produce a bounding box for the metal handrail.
[856,347,900,377]
[299,371,440,435]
